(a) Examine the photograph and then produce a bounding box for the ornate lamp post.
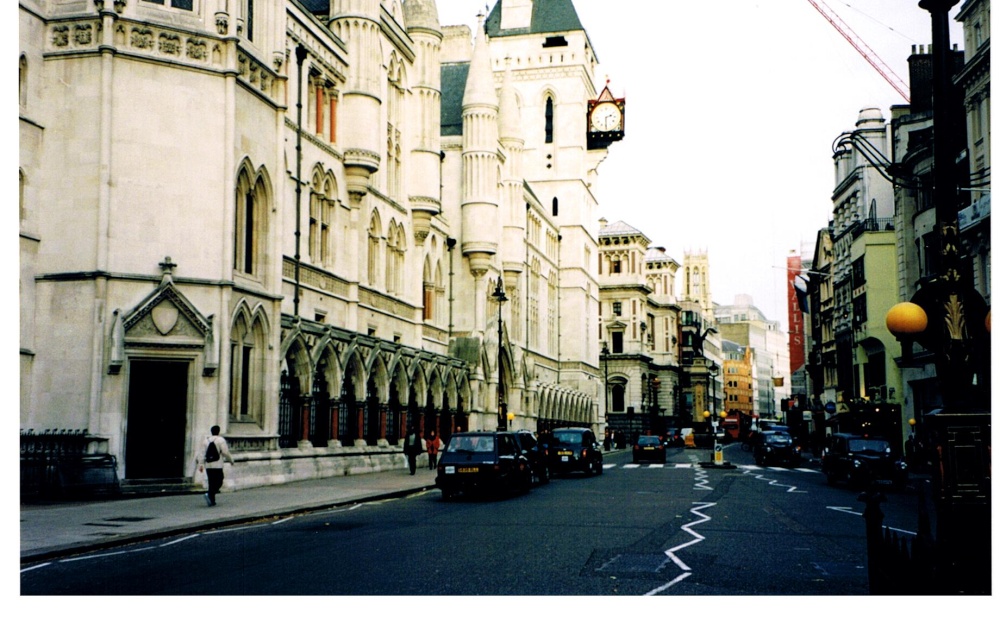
[878,0,991,595]
[492,278,508,431]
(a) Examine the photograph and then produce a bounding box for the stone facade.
[19,0,617,491]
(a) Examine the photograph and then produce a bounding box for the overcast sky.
[435,0,966,331]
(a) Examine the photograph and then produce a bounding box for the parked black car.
[513,430,550,486]
[549,428,603,476]
[632,435,667,464]
[752,430,802,467]
[821,433,908,490]
[436,432,532,499]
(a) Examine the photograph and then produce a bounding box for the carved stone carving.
[52,25,70,47]
[74,24,93,46]
[186,38,207,61]
[113,0,127,14]
[215,12,229,36]
[131,27,153,49]
[159,33,181,56]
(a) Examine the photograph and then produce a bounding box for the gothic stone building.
[19,0,616,491]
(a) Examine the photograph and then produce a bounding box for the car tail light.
[582,449,588,458]
[632,445,639,451]
[493,464,501,472]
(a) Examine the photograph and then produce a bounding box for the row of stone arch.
[279,325,474,447]
[535,382,595,429]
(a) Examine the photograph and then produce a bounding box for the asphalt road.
[21,444,923,595]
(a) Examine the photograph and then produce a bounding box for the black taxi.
[435,431,532,500]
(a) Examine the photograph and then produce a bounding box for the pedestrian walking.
[426,430,442,470]
[403,429,422,475]
[197,425,235,506]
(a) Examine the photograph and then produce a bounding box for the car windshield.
[446,435,495,453]
[553,431,582,445]
[637,436,660,445]
[765,433,792,444]
[847,438,890,454]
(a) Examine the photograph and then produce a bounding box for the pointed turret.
[403,0,440,32]
[461,16,500,277]
[404,0,443,243]
[498,58,522,144]
[330,0,383,201]
[498,56,525,283]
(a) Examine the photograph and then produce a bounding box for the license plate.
[445,466,455,474]
[643,447,654,451]
[873,478,892,485]
[558,450,572,456]
[458,467,479,473]
[561,455,569,462]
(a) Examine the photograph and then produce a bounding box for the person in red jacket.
[425,430,442,470]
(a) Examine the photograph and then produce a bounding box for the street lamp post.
[877,1,991,595]
[601,343,610,440]
[492,278,507,431]
[700,362,732,469]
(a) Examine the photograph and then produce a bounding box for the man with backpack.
[197,425,235,506]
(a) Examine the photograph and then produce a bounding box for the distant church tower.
[684,250,712,320]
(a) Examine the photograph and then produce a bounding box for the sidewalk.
[20,467,437,563]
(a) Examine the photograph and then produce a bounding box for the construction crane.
[807,0,911,102]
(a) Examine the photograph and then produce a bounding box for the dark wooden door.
[125,360,189,479]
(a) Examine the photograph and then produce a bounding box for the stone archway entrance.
[125,360,189,479]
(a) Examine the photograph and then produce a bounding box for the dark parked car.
[549,428,603,476]
[435,432,532,499]
[822,433,908,490]
[632,435,667,464]
[752,430,802,467]
[513,430,550,486]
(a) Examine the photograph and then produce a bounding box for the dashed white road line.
[826,506,916,535]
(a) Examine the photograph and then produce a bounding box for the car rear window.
[637,436,660,445]
[447,435,495,453]
[553,431,582,445]
[847,439,890,454]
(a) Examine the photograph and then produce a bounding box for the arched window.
[423,256,433,321]
[544,96,554,144]
[434,261,444,325]
[234,166,268,276]
[19,169,26,223]
[611,384,626,412]
[368,212,382,287]
[243,0,255,41]
[19,55,27,110]
[230,309,267,426]
[386,222,398,294]
[308,171,322,262]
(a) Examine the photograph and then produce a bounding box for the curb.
[20,483,436,564]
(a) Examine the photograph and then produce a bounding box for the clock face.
[590,102,622,132]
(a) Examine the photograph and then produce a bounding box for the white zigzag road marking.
[693,468,713,491]
[741,468,806,493]
[645,501,717,596]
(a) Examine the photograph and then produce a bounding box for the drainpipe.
[446,236,456,339]
[293,44,307,317]
[557,233,562,383]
